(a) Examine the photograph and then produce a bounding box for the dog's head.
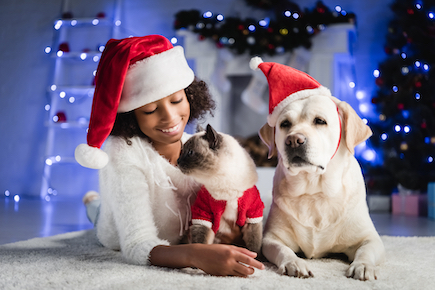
[259,95,372,175]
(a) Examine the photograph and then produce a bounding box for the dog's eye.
[280,120,291,128]
[314,118,327,125]
[187,150,194,156]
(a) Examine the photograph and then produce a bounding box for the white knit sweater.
[96,133,200,265]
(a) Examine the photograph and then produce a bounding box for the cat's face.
[177,124,223,177]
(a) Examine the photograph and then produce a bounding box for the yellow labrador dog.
[259,95,385,280]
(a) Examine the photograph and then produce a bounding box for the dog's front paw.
[279,258,314,278]
[346,262,377,281]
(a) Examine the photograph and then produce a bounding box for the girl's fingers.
[233,262,255,277]
[236,253,265,270]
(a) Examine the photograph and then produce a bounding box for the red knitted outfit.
[191,185,265,234]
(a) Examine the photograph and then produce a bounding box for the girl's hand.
[150,244,265,277]
[188,244,265,277]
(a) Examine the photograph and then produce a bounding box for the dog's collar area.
[331,101,342,160]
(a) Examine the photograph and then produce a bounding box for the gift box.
[428,182,435,220]
[391,193,428,217]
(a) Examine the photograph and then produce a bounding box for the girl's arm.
[149,243,265,277]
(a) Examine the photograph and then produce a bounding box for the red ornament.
[58,42,70,52]
[397,103,404,110]
[415,81,422,88]
[371,97,378,104]
[375,77,384,86]
[267,27,273,33]
[407,8,414,15]
[54,111,67,123]
[421,122,427,129]
[238,24,245,30]
[96,12,106,18]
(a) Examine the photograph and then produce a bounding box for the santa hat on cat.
[74,35,194,169]
[249,57,331,127]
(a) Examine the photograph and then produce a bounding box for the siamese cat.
[177,124,264,254]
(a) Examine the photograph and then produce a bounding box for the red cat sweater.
[191,185,265,234]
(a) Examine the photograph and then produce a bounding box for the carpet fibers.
[0,230,433,289]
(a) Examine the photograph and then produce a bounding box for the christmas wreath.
[174,1,355,56]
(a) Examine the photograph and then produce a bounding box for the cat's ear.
[204,124,222,150]
[196,124,205,133]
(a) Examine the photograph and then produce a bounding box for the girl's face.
[134,89,190,146]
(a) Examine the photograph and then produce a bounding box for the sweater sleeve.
[245,186,265,224]
[191,186,213,229]
[96,137,170,266]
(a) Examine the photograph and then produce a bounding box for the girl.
[75,35,264,277]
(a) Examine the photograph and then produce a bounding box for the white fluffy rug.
[0,230,434,290]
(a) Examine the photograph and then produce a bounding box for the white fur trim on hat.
[249,56,263,71]
[267,86,332,127]
[75,143,109,169]
[118,46,194,112]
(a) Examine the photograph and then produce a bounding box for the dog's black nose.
[285,133,306,148]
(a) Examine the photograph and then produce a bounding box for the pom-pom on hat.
[249,56,331,127]
[75,35,194,169]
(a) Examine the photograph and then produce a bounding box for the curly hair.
[110,78,215,141]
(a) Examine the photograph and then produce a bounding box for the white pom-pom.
[75,143,109,169]
[249,56,263,70]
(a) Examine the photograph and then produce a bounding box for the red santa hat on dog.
[75,35,194,169]
[249,57,331,127]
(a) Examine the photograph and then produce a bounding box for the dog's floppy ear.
[337,101,372,154]
[259,123,277,158]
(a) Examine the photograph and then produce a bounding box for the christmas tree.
[366,0,435,193]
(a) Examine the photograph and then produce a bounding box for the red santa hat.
[75,35,194,169]
[249,57,331,127]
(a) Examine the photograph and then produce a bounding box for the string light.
[45,47,52,54]
[71,20,77,26]
[381,133,388,140]
[373,69,380,77]
[216,14,224,21]
[170,37,178,44]
[54,20,62,30]
[203,11,212,18]
[115,20,121,26]
[4,190,10,197]
[92,19,99,25]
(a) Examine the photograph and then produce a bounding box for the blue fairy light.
[284,11,291,17]
[373,69,380,78]
[425,137,430,144]
[402,110,410,119]
[415,60,421,68]
[429,12,434,19]
[259,18,270,27]
[335,6,342,13]
[248,25,256,32]
[415,92,421,100]
[203,11,212,18]
[404,125,411,133]
[428,156,434,163]
[423,63,430,71]
[170,37,178,44]
[392,85,398,92]
[394,124,401,132]
[401,52,407,59]
[216,14,224,21]
[293,13,300,19]
[381,133,388,141]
